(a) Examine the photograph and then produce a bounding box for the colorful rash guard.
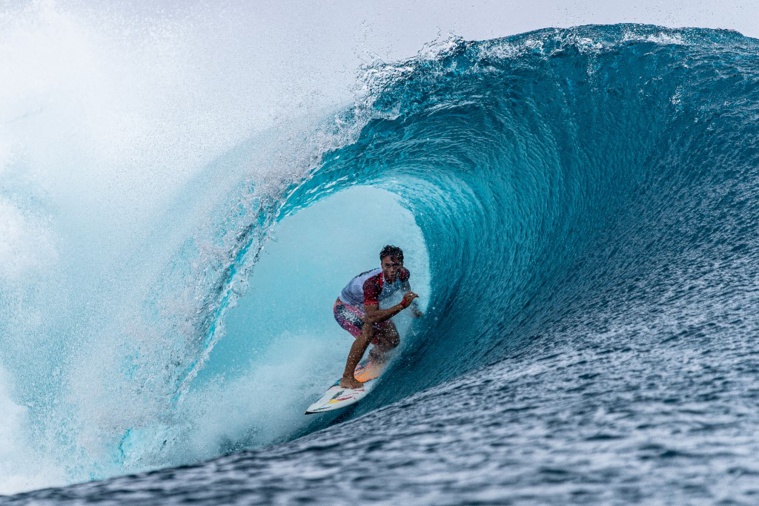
[339,267,411,309]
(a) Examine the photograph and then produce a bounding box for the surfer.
[334,245,423,389]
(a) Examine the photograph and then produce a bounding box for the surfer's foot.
[340,376,363,389]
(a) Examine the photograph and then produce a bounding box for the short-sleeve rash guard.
[339,267,410,308]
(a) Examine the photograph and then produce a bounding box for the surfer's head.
[380,245,404,282]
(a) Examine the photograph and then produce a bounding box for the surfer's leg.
[368,321,400,362]
[341,320,375,389]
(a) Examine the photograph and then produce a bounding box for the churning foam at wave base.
[0,366,66,495]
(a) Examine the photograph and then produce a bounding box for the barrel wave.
[5,24,759,503]
[295,24,759,398]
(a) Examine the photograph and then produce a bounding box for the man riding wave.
[334,245,422,389]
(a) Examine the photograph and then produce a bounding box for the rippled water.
[9,316,759,505]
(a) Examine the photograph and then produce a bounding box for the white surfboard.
[305,358,385,414]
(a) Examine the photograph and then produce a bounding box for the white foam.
[0,200,57,282]
[0,366,65,495]
[179,330,346,461]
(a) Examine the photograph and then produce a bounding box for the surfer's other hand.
[400,291,418,308]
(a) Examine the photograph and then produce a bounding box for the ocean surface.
[3,23,759,504]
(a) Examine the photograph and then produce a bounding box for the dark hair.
[379,245,404,262]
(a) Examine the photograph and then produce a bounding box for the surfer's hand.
[400,291,418,309]
[340,376,363,389]
[412,307,424,318]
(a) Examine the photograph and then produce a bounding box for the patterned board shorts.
[333,299,387,344]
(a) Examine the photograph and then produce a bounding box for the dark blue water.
[5,24,759,504]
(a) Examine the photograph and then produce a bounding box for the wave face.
[304,25,759,397]
[6,23,759,503]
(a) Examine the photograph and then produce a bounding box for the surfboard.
[305,358,386,414]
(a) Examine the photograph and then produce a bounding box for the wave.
[2,23,759,493]
[294,24,759,402]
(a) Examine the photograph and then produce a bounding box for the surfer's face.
[381,256,402,282]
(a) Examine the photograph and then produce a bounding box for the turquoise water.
[4,24,759,503]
